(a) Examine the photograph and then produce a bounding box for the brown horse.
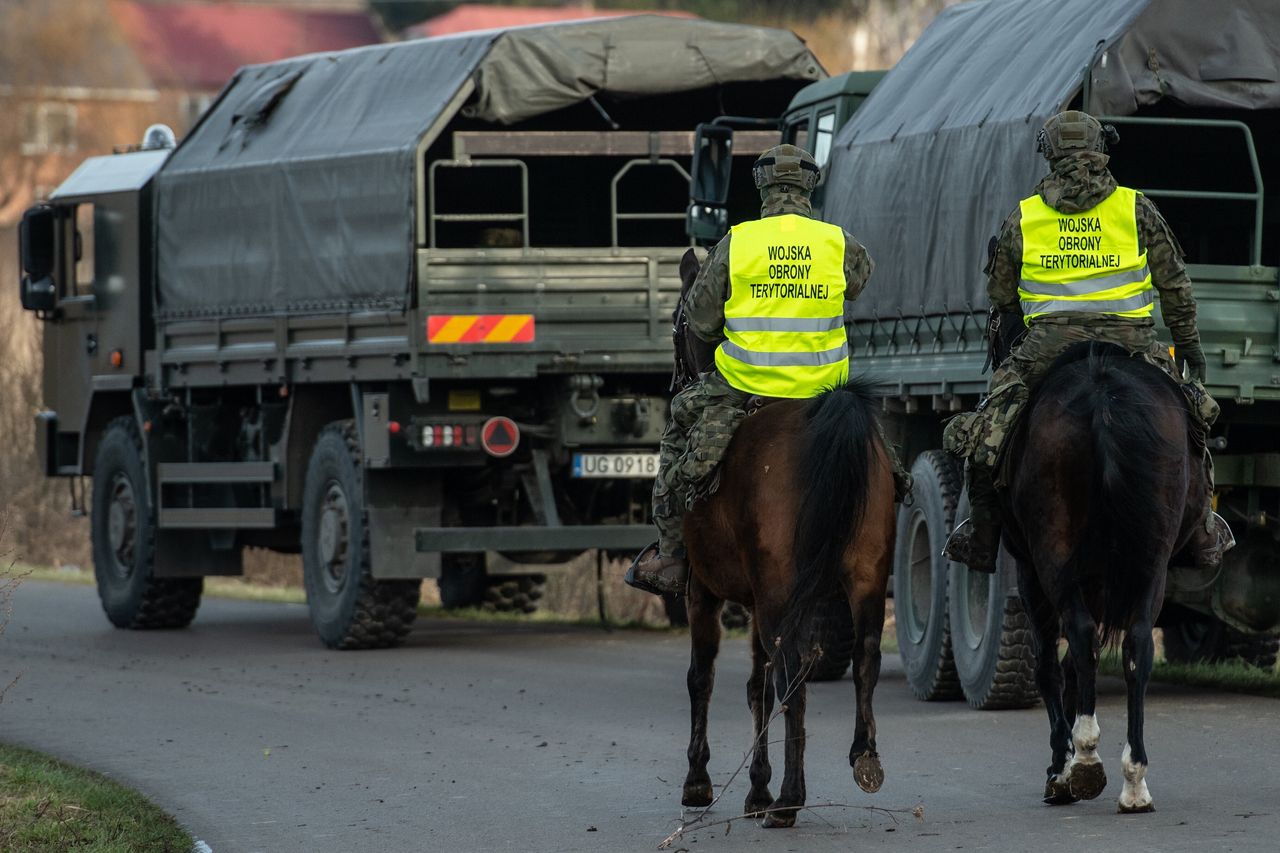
[676,378,896,827]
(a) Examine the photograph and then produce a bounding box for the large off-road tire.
[91,417,202,629]
[721,602,750,631]
[438,555,544,614]
[481,574,546,614]
[809,597,854,682]
[892,450,962,700]
[948,491,1039,710]
[1162,605,1280,669]
[301,423,420,649]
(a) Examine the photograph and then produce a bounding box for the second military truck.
[757,0,1280,707]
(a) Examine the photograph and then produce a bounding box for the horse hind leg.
[762,629,807,829]
[847,555,890,794]
[1059,590,1107,802]
[1019,563,1076,805]
[681,578,723,808]
[744,621,775,817]
[1118,586,1160,814]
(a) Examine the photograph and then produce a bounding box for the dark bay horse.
[1002,341,1200,813]
[670,253,896,828]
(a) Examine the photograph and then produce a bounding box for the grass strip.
[0,742,191,853]
[1098,650,1280,698]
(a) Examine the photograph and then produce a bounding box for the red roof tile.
[409,4,694,39]
[109,0,383,91]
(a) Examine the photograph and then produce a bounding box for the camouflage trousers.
[942,322,1220,529]
[652,372,751,557]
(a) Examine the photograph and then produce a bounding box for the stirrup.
[1211,511,1236,554]
[942,517,973,560]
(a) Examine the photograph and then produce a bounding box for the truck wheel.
[91,417,202,629]
[301,423,420,649]
[808,596,854,682]
[892,450,962,700]
[481,574,546,614]
[947,491,1039,709]
[1162,605,1280,669]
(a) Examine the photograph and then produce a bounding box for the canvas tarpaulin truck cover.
[823,0,1152,322]
[154,16,822,317]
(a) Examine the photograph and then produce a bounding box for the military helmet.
[752,144,821,193]
[1036,110,1119,160]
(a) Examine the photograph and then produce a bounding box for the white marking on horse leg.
[1063,714,1101,780]
[1118,743,1153,812]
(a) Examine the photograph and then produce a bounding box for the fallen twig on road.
[658,802,925,848]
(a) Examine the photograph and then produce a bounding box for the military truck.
[15,17,825,648]
[736,0,1280,707]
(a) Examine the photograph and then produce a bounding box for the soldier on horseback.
[626,144,910,597]
[943,110,1231,574]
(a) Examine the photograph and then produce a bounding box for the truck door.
[43,201,101,441]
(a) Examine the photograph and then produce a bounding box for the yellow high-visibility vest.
[715,213,848,398]
[1018,185,1153,326]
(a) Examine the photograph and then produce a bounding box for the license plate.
[572,452,660,479]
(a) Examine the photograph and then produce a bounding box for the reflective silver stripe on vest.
[724,316,843,333]
[719,341,849,367]
[1021,290,1154,316]
[1019,264,1152,297]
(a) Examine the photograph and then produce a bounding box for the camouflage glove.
[1175,341,1207,383]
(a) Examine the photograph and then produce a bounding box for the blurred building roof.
[407,3,693,39]
[109,0,384,91]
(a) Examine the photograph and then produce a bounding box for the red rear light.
[388,420,402,434]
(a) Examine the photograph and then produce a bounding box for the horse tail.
[1068,344,1180,645]
[775,376,880,664]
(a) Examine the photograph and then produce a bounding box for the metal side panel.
[157,312,415,388]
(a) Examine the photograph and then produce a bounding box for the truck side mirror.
[686,124,734,245]
[18,205,57,313]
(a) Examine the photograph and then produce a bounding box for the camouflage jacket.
[986,151,1200,347]
[684,189,874,343]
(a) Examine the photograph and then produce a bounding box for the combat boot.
[942,518,998,574]
[625,542,689,596]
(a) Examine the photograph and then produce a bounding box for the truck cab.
[778,71,885,211]
[18,141,171,478]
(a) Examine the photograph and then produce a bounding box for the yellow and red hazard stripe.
[427,314,535,344]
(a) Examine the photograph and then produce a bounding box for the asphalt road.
[1,581,1276,853]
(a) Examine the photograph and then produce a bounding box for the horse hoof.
[744,791,773,817]
[853,752,884,793]
[1068,760,1107,801]
[681,782,713,808]
[1118,800,1155,815]
[1043,775,1078,805]
[762,806,797,829]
